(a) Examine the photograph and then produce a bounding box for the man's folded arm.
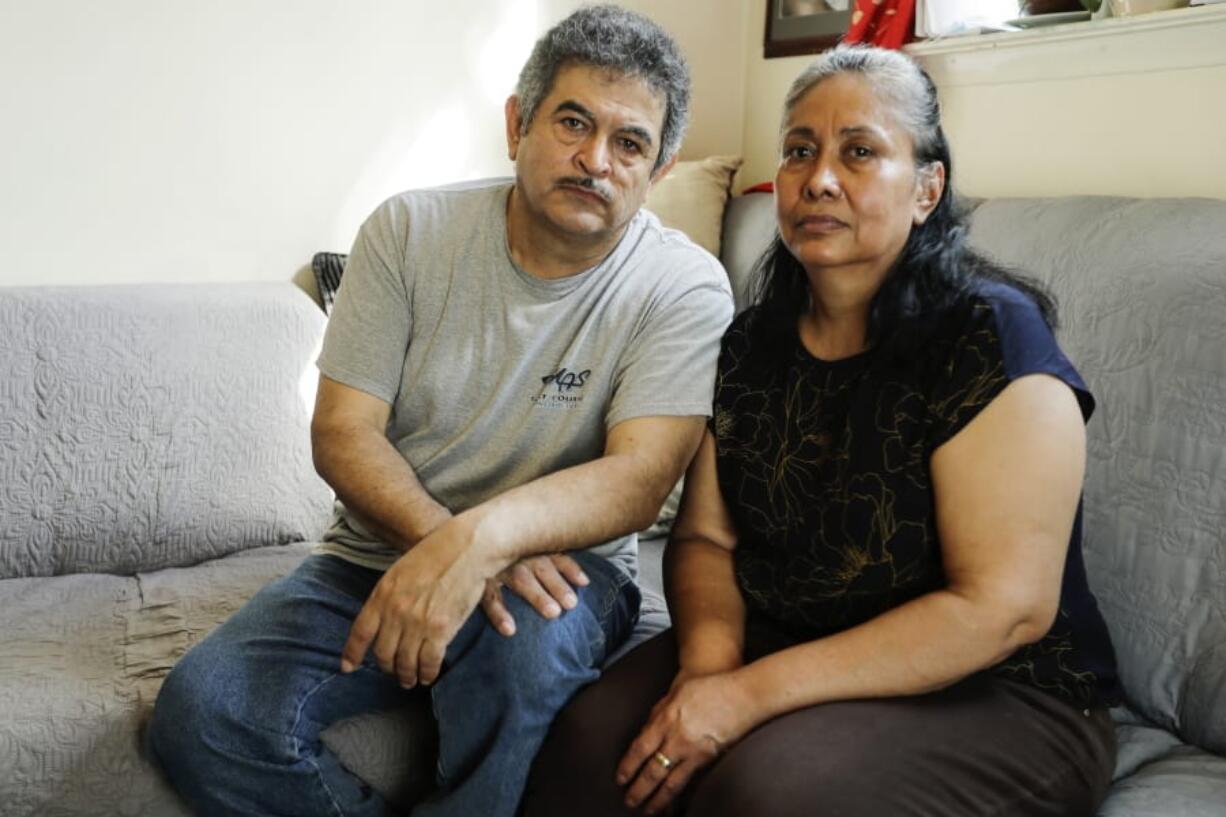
[311,374,452,552]
[311,371,702,569]
[464,413,706,569]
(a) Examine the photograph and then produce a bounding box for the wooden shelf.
[903,4,1226,85]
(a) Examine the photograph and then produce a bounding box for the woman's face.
[775,73,942,286]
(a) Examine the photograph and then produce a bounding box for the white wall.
[910,10,1226,200]
[619,0,748,163]
[6,2,1222,289]
[739,5,1226,200]
[0,0,746,287]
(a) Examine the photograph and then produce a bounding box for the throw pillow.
[312,252,348,315]
[645,155,743,258]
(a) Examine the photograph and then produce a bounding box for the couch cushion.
[1111,706,1186,783]
[719,192,777,312]
[0,543,313,817]
[645,155,742,258]
[966,197,1226,756]
[1099,744,1226,817]
[0,284,333,578]
[0,572,173,817]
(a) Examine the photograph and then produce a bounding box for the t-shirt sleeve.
[606,278,735,429]
[927,290,1095,451]
[316,199,412,405]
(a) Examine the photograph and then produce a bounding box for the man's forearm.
[463,449,678,574]
[312,422,450,553]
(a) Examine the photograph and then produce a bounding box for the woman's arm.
[664,429,746,679]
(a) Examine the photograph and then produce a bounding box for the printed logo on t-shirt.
[532,366,591,408]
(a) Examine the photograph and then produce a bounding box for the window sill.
[904,5,1226,84]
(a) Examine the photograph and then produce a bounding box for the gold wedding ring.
[653,751,674,770]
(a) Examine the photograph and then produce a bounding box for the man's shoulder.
[373,177,513,221]
[353,178,511,261]
[623,209,732,297]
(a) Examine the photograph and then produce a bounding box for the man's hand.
[481,554,591,636]
[340,515,492,687]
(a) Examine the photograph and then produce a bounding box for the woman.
[520,45,1119,817]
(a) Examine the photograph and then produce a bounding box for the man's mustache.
[555,177,612,203]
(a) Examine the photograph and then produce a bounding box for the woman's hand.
[616,670,758,814]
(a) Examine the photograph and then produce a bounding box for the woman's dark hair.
[749,45,1055,366]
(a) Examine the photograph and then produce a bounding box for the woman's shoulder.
[714,306,786,398]
[959,279,1061,367]
[967,278,1049,322]
[724,306,757,338]
[943,277,1093,420]
[912,278,1052,361]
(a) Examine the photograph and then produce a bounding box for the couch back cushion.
[0,283,333,578]
[720,193,776,312]
[966,197,1226,754]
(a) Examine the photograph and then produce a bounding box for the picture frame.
[764,0,852,59]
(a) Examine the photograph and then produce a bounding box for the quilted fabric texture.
[0,543,312,817]
[1098,744,1226,817]
[965,197,1226,756]
[0,284,332,578]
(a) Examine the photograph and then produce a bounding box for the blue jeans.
[147,550,640,817]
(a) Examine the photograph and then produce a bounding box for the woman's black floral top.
[712,281,1119,707]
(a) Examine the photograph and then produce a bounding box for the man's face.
[506,63,670,244]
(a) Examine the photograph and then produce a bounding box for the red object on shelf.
[742,182,775,195]
[844,0,917,49]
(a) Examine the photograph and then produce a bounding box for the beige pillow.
[645,155,743,258]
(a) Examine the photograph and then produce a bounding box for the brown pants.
[520,631,1116,817]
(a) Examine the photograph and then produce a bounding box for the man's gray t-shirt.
[315,179,734,575]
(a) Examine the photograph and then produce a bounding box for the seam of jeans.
[597,569,632,657]
[288,671,351,817]
[429,681,451,787]
[571,593,607,664]
[613,569,642,647]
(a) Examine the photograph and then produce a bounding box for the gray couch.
[1,194,1224,816]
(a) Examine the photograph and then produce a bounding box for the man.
[147,6,733,816]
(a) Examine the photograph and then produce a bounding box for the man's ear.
[913,161,946,226]
[505,96,523,161]
[648,154,679,188]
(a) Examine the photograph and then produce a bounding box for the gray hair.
[515,5,690,172]
[782,44,944,168]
